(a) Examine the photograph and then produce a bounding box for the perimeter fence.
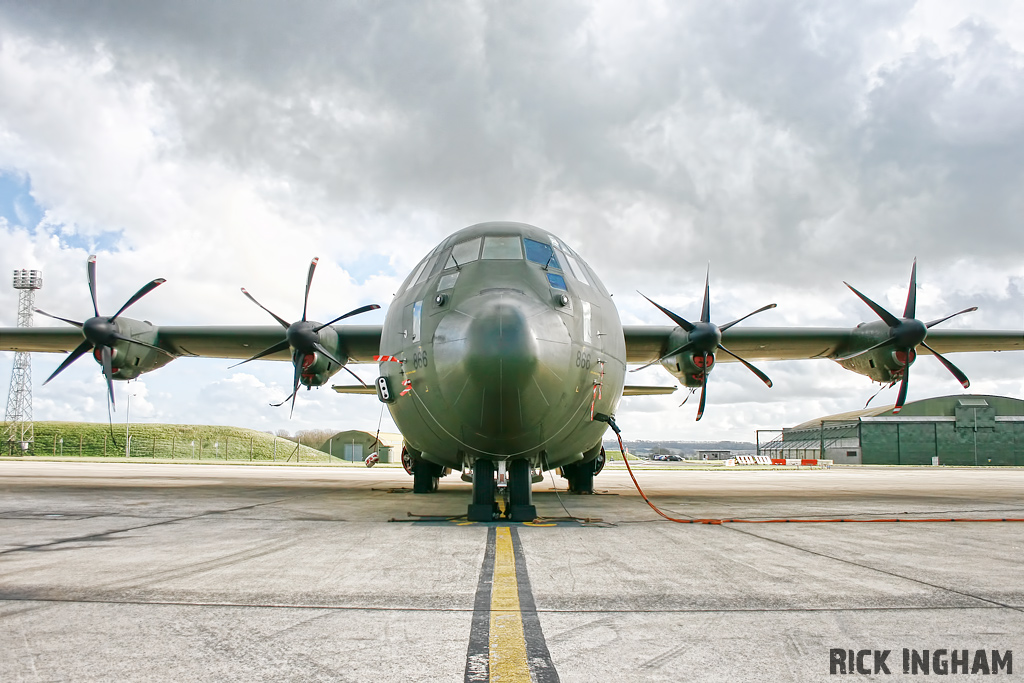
[4,421,343,463]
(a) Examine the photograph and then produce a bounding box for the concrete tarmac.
[1,460,1023,682]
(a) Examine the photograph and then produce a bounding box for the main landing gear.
[561,446,606,494]
[405,447,445,493]
[466,458,537,523]
[413,461,442,493]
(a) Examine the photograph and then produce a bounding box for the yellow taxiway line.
[488,526,532,681]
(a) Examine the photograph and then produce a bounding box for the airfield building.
[319,430,404,463]
[760,395,1024,466]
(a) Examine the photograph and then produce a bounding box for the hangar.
[319,430,404,463]
[759,395,1024,466]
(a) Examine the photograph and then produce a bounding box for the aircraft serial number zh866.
[2,221,1022,521]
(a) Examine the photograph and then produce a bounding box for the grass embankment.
[604,449,646,462]
[5,421,344,463]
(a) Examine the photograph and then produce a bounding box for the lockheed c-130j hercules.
[2,221,1023,522]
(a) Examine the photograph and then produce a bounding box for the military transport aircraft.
[2,221,1022,522]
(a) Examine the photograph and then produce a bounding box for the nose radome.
[433,290,571,441]
[465,301,539,385]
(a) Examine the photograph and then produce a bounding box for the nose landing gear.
[466,458,537,523]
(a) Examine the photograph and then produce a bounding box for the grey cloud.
[6,1,1022,279]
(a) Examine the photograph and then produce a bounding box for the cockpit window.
[437,271,459,291]
[482,236,523,260]
[445,237,481,269]
[524,238,561,270]
[546,273,567,290]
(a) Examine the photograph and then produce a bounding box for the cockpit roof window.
[524,238,561,270]
[414,251,441,285]
[481,235,523,260]
[562,251,589,286]
[406,259,429,290]
[445,237,481,269]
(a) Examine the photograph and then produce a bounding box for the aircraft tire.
[468,459,498,522]
[413,461,439,493]
[507,459,536,522]
[567,460,595,494]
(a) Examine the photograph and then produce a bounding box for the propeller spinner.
[234,257,380,417]
[635,271,776,420]
[35,255,168,410]
[839,260,977,414]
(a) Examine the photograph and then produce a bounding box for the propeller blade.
[100,344,116,410]
[87,255,99,318]
[110,333,174,357]
[700,269,711,324]
[717,344,773,387]
[844,282,901,328]
[34,309,83,328]
[904,259,917,319]
[110,278,167,322]
[288,353,303,418]
[638,293,695,332]
[921,341,971,388]
[241,288,291,329]
[228,338,291,368]
[269,388,297,408]
[864,381,889,409]
[893,370,909,414]
[925,307,978,329]
[343,365,369,387]
[834,336,897,362]
[302,257,319,322]
[695,354,708,421]
[312,342,346,369]
[313,303,382,332]
[629,340,696,373]
[43,339,94,385]
[719,303,777,332]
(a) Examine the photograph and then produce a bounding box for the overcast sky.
[1,1,1022,443]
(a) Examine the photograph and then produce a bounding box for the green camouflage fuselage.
[378,222,625,471]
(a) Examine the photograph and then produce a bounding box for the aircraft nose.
[464,300,538,385]
[433,290,571,444]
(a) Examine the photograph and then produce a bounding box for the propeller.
[634,271,776,420]
[35,255,167,410]
[838,259,977,414]
[234,257,380,417]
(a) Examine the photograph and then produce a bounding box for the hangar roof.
[791,394,1024,430]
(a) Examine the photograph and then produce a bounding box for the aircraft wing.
[156,325,383,362]
[623,326,1024,364]
[0,325,384,362]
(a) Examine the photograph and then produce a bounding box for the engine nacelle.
[834,321,917,383]
[297,326,348,388]
[92,318,175,380]
[662,351,716,388]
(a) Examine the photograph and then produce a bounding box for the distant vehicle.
[666,455,683,461]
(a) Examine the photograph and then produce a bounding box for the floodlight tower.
[4,269,42,454]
